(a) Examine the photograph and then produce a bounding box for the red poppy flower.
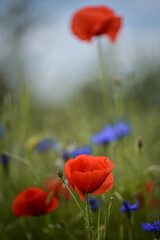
[64,154,114,201]
[71,5,123,42]
[61,184,71,201]
[135,181,158,208]
[44,176,71,201]
[145,181,156,193]
[12,187,59,217]
[45,177,63,197]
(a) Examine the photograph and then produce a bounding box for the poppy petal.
[91,173,114,195]
[71,169,108,193]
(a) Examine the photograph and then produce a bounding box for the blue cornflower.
[142,220,160,232]
[1,153,10,174]
[60,143,92,161]
[61,149,71,162]
[0,124,4,138]
[88,197,102,211]
[91,121,131,145]
[1,154,10,164]
[119,200,139,218]
[142,220,160,238]
[72,145,92,158]
[35,138,59,152]
[113,121,131,139]
[91,125,117,145]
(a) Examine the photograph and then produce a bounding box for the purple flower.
[88,197,102,211]
[91,121,131,145]
[142,220,160,238]
[113,121,131,139]
[72,145,92,158]
[60,143,92,161]
[35,138,59,152]
[1,153,10,174]
[119,200,139,218]
[142,220,160,232]
[1,154,10,164]
[91,125,117,144]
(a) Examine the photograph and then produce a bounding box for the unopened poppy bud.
[57,168,63,179]
[137,137,143,148]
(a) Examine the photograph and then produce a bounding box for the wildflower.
[113,121,131,139]
[35,138,59,152]
[12,187,59,217]
[91,121,131,145]
[88,197,102,211]
[44,176,63,197]
[64,154,114,201]
[1,153,10,174]
[137,136,143,148]
[72,145,92,158]
[71,5,122,42]
[141,220,160,239]
[45,176,71,201]
[60,143,93,161]
[119,200,139,218]
[25,135,40,150]
[136,181,158,208]
[91,125,117,145]
[1,153,10,164]
[61,184,71,201]
[61,149,72,162]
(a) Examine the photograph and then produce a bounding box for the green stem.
[103,195,114,240]
[97,205,101,240]
[96,38,111,120]
[128,217,136,240]
[86,194,92,240]
[60,177,97,240]
[138,147,149,221]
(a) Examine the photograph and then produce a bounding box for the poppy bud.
[137,137,143,148]
[57,168,64,179]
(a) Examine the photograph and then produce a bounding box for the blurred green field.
[0,70,160,240]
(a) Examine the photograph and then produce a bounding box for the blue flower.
[88,197,102,211]
[61,149,71,162]
[113,121,131,139]
[119,200,139,217]
[60,143,92,161]
[72,145,92,158]
[91,125,117,145]
[1,154,10,164]
[91,121,131,145]
[0,124,4,138]
[35,138,59,152]
[142,220,160,232]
